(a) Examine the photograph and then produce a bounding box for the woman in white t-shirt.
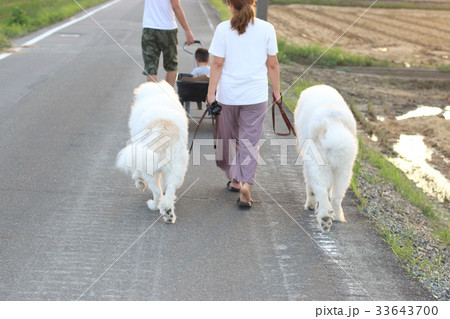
[207,0,281,208]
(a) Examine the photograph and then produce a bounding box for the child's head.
[194,48,210,66]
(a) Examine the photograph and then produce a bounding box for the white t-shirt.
[143,0,177,30]
[208,18,278,105]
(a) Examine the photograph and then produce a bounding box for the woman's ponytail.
[229,0,256,35]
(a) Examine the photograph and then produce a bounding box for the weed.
[437,64,450,72]
[277,39,389,67]
[207,0,231,20]
[281,79,318,113]
[376,221,443,279]
[8,7,29,26]
[0,27,10,49]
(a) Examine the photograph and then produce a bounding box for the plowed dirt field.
[268,4,450,67]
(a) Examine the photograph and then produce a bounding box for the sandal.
[227,181,240,192]
[237,198,253,208]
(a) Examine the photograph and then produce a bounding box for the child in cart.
[177,44,210,112]
[191,48,210,79]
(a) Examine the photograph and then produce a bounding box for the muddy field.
[269,4,450,67]
[269,4,450,201]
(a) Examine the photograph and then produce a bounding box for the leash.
[272,92,296,137]
[188,104,219,154]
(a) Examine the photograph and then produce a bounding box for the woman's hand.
[206,93,216,105]
[273,91,281,104]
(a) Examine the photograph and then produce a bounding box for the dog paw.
[162,208,176,224]
[147,199,158,210]
[320,216,333,233]
[135,179,147,192]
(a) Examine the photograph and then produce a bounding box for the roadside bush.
[8,7,29,26]
[0,27,11,50]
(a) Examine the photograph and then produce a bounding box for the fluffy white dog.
[116,81,189,223]
[294,85,357,232]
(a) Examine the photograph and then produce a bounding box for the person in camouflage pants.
[141,0,194,86]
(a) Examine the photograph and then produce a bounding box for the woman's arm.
[267,54,281,102]
[207,55,224,104]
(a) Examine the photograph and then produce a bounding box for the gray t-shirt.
[192,66,210,77]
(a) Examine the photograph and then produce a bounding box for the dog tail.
[321,120,358,168]
[115,145,133,173]
[115,143,164,176]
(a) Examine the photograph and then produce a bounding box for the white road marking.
[0,0,122,62]
[197,0,215,32]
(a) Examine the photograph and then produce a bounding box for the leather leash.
[188,108,218,154]
[272,92,296,137]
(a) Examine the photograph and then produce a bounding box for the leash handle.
[272,92,297,137]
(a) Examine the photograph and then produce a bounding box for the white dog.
[116,81,189,223]
[294,85,357,232]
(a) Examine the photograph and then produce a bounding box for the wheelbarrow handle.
[183,40,204,54]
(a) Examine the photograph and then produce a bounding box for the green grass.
[277,39,389,67]
[281,79,318,112]
[351,138,369,210]
[437,64,450,72]
[0,28,10,49]
[376,223,443,279]
[366,146,435,218]
[0,0,109,50]
[207,0,231,21]
[270,0,450,10]
[351,137,448,283]
[352,135,450,246]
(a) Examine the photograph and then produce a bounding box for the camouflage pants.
[141,28,178,76]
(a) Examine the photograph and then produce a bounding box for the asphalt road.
[0,0,435,301]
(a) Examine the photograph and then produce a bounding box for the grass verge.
[0,0,109,50]
[207,0,231,21]
[438,64,450,72]
[356,138,449,245]
[348,100,449,246]
[277,38,389,67]
[351,136,448,284]
[281,79,318,112]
